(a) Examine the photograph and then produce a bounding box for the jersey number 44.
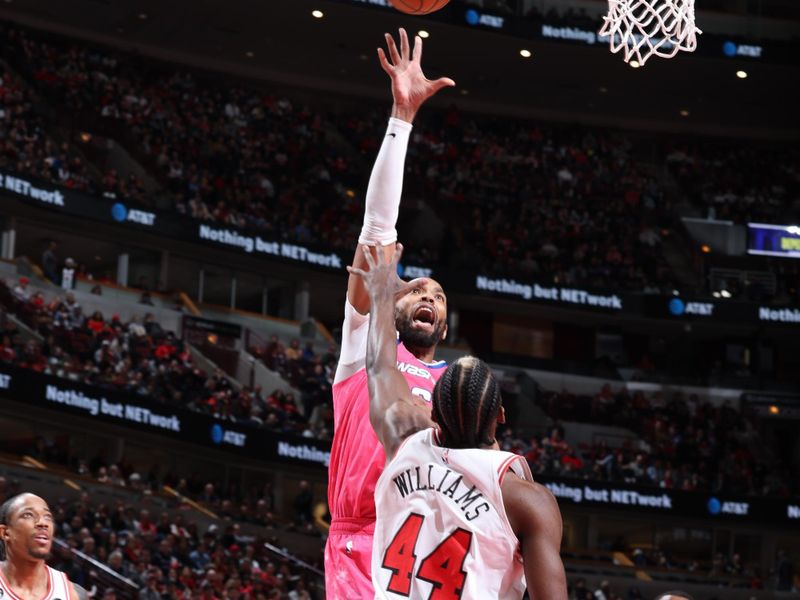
[381,512,473,599]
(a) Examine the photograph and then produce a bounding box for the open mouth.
[412,305,436,331]
[33,534,50,544]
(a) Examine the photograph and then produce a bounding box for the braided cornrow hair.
[431,356,502,449]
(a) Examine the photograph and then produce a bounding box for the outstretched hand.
[347,244,414,302]
[378,28,455,121]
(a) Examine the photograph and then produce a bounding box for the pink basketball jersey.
[328,342,446,521]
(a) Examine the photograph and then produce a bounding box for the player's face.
[394,278,447,349]
[2,495,54,560]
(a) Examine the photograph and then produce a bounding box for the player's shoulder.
[71,582,89,600]
[501,472,552,500]
[333,365,368,387]
[40,566,86,600]
[501,473,560,527]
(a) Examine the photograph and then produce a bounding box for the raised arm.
[501,476,568,600]
[347,244,435,459]
[348,28,455,314]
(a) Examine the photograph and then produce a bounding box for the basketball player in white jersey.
[347,245,568,599]
[0,494,89,600]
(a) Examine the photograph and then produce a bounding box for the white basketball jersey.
[0,564,72,600]
[372,429,532,600]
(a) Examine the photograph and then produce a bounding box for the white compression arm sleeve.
[358,117,413,246]
[334,300,369,384]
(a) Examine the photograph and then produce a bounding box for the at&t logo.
[668,298,714,317]
[210,423,246,447]
[722,41,763,58]
[707,497,749,516]
[111,202,156,226]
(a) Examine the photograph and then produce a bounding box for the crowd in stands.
[17,424,326,542]
[568,577,649,600]
[2,269,796,499]
[3,23,673,292]
[565,544,796,594]
[666,142,800,224]
[0,277,335,441]
[475,0,776,21]
[667,140,800,304]
[501,383,793,498]
[631,548,771,590]
[565,576,759,600]
[248,336,337,421]
[414,112,669,289]
[12,426,790,598]
[3,24,800,297]
[3,25,360,249]
[342,105,673,290]
[0,62,95,191]
[0,477,322,599]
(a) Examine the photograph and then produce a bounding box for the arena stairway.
[0,258,306,399]
[655,163,707,293]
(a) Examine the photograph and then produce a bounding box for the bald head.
[0,493,46,522]
[0,492,54,561]
[405,276,444,291]
[655,592,693,600]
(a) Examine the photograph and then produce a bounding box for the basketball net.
[599,0,702,65]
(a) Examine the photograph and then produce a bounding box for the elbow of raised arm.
[365,343,393,377]
[365,353,380,376]
[368,408,385,438]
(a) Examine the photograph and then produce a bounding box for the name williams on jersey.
[390,463,490,521]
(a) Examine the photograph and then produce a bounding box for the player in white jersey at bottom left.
[0,493,90,600]
[347,244,568,600]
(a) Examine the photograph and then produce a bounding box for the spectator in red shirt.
[0,334,17,362]
[86,311,106,333]
[136,509,158,536]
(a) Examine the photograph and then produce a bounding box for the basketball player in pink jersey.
[0,494,89,600]
[348,245,568,599]
[324,29,455,599]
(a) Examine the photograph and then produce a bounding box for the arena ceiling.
[1,0,799,138]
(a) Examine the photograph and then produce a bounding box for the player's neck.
[405,342,437,364]
[2,557,47,590]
